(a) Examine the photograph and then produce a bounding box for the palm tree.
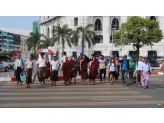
[38,36,53,49]
[73,24,96,54]
[52,24,73,53]
[26,27,42,59]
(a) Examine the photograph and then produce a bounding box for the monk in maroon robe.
[91,56,99,85]
[46,61,50,81]
[69,56,75,83]
[80,55,91,85]
[62,57,71,85]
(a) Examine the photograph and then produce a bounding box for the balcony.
[14,45,21,47]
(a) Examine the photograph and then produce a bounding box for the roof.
[40,16,60,25]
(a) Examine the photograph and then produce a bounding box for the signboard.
[13,50,21,57]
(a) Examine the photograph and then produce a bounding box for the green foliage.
[31,52,36,59]
[0,52,13,57]
[26,27,42,59]
[38,36,53,49]
[113,16,163,60]
[73,24,96,53]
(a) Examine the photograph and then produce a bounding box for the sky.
[0,16,40,36]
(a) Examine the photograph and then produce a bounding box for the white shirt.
[18,59,21,67]
[50,60,60,71]
[108,63,116,71]
[98,59,107,69]
[141,62,151,71]
[27,61,33,68]
[61,55,69,62]
[25,60,37,72]
[36,57,47,67]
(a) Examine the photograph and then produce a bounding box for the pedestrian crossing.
[0,80,163,107]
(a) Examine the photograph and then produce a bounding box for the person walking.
[80,55,90,85]
[50,55,60,86]
[89,54,95,81]
[62,57,71,85]
[129,57,136,85]
[36,52,47,86]
[141,58,151,89]
[108,58,118,85]
[23,54,36,88]
[120,54,130,86]
[69,56,75,83]
[136,56,143,88]
[115,55,120,82]
[45,59,50,81]
[14,53,25,85]
[78,52,83,75]
[98,55,107,83]
[91,56,99,85]
[74,57,79,83]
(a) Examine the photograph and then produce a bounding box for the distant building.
[33,20,40,34]
[20,36,34,60]
[0,30,21,56]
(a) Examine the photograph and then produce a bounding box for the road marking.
[0,95,152,100]
[92,99,137,101]
[16,88,130,91]
[0,91,140,95]
[0,100,164,107]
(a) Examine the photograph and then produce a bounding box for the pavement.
[0,75,164,108]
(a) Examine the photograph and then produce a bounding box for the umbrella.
[127,56,131,60]
[38,49,54,54]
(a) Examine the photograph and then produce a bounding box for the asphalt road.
[0,75,164,108]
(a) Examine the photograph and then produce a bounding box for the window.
[74,18,78,26]
[112,51,119,58]
[94,19,102,31]
[112,18,119,30]
[47,28,49,38]
[148,51,157,61]
[94,35,103,43]
[110,35,113,43]
[94,51,101,57]
[72,52,77,58]
[150,16,156,20]
[129,51,137,62]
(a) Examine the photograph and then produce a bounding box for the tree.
[113,16,163,61]
[52,24,73,54]
[31,52,36,59]
[0,52,12,57]
[38,36,53,49]
[26,27,42,59]
[73,24,96,54]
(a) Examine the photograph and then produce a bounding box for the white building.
[40,16,164,61]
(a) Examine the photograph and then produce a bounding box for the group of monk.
[61,52,99,85]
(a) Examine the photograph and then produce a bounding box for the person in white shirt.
[141,58,151,89]
[50,55,61,86]
[108,58,118,85]
[23,54,37,88]
[36,52,47,86]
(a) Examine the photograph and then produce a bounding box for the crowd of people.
[14,51,164,89]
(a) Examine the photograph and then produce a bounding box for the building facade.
[0,30,21,55]
[40,16,164,61]
[33,20,40,34]
[20,36,34,60]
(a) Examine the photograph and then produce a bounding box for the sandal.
[126,83,129,86]
[146,85,148,88]
[139,85,141,88]
[111,82,113,85]
[143,86,146,89]
[130,82,132,85]
[122,82,124,85]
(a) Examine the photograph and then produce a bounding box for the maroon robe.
[69,60,75,79]
[63,61,71,82]
[46,62,50,79]
[91,58,99,80]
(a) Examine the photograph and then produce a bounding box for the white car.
[0,62,10,72]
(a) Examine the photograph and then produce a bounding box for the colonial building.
[20,36,34,60]
[40,16,164,61]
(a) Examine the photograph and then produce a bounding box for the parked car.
[149,60,159,67]
[0,62,10,72]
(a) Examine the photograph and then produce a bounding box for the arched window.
[94,19,102,31]
[94,35,103,43]
[112,18,119,30]
[150,16,156,20]
[47,28,49,38]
